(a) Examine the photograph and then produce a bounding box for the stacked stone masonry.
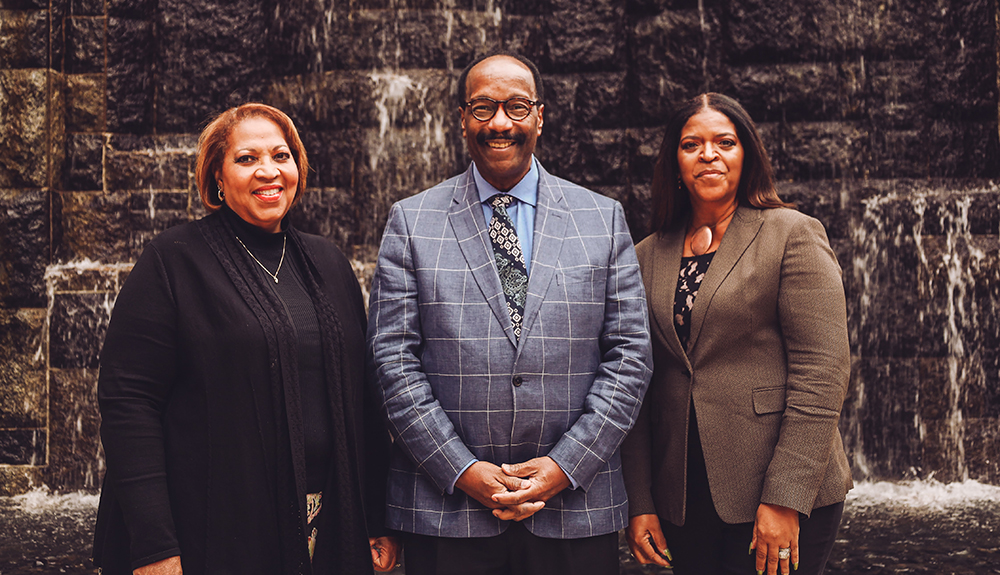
[0,0,997,494]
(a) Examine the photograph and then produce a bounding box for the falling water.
[844,183,998,483]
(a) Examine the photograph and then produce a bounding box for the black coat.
[93,210,387,574]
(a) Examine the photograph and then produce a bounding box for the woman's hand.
[133,555,182,575]
[750,503,799,575]
[370,535,401,572]
[625,513,672,567]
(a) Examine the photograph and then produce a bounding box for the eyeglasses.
[463,97,540,122]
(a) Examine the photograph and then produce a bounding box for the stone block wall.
[0,0,998,494]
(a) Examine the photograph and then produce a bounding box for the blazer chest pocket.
[752,386,786,415]
[556,266,607,301]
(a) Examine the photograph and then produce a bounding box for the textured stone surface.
[104,147,192,191]
[630,10,713,125]
[52,192,133,263]
[45,369,103,490]
[1,0,999,493]
[106,0,154,18]
[290,188,360,254]
[0,309,46,428]
[65,74,106,132]
[0,9,48,68]
[106,17,153,132]
[0,69,48,187]
[126,190,197,255]
[0,0,49,9]
[0,429,46,466]
[48,292,113,370]
[0,466,44,497]
[71,0,105,16]
[0,189,49,307]
[65,16,105,74]
[155,0,268,132]
[63,133,103,190]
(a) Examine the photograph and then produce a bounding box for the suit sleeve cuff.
[554,459,580,490]
[447,459,478,495]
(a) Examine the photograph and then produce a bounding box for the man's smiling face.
[460,55,544,192]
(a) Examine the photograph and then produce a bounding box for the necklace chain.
[235,233,286,284]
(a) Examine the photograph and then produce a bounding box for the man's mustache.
[477,131,526,146]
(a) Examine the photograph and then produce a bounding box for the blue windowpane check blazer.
[367,163,653,539]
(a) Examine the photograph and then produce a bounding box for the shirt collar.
[473,156,539,208]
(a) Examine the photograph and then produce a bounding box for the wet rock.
[127,190,196,255]
[775,121,868,180]
[52,192,133,263]
[0,69,49,188]
[0,9,48,69]
[2,0,1000,492]
[0,309,47,428]
[71,0,105,16]
[0,189,49,307]
[629,8,726,126]
[63,133,104,191]
[65,74,106,132]
[777,180,853,240]
[729,63,866,123]
[155,0,268,132]
[290,188,362,254]
[48,292,113,370]
[46,369,103,491]
[107,0,155,18]
[0,429,46,466]
[539,7,626,72]
[104,147,192,192]
[106,17,154,132]
[575,72,628,130]
[65,16,105,74]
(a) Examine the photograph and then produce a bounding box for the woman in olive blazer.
[622,93,852,575]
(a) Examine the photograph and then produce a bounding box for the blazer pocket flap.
[556,266,608,285]
[752,386,786,415]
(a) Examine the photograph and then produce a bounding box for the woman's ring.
[778,547,791,560]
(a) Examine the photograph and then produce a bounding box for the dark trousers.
[663,413,844,575]
[402,521,620,575]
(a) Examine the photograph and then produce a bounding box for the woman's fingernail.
[664,548,673,561]
[756,570,764,575]
[794,563,799,571]
[749,544,754,555]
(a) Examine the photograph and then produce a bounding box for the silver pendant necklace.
[235,233,286,284]
[689,205,737,256]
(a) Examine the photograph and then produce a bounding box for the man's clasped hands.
[455,456,573,522]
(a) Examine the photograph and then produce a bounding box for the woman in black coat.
[93,103,399,575]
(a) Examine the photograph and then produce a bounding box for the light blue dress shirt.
[473,157,538,275]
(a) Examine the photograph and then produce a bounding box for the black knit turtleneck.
[223,206,332,493]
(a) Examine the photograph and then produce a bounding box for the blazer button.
[512,375,523,387]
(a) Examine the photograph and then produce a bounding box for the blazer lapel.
[448,167,518,346]
[518,166,567,348]
[646,227,690,364]
[687,206,764,351]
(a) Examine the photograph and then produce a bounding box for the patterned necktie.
[488,194,529,340]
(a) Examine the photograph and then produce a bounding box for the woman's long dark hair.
[650,93,791,233]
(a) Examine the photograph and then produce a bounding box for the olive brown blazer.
[621,205,853,526]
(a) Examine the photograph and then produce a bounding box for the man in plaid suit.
[367,51,653,575]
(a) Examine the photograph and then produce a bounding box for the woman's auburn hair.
[195,103,309,212]
[650,92,792,234]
